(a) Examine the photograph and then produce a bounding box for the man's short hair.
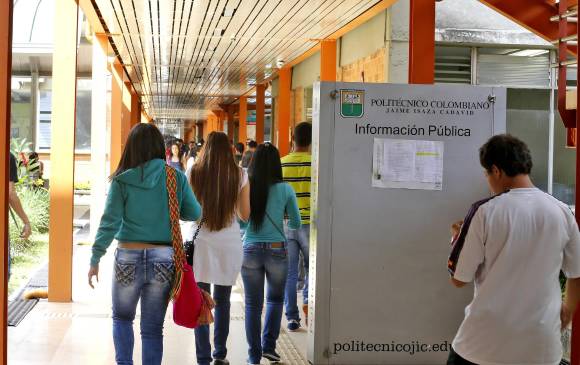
[293,122,312,148]
[479,134,533,177]
[248,140,258,149]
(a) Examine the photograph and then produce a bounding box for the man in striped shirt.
[282,122,312,332]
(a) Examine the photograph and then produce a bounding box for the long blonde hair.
[190,132,241,231]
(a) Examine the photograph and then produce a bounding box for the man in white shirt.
[447,134,580,365]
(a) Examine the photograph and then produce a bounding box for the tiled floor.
[8,245,309,365]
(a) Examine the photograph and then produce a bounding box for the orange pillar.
[256,84,265,144]
[0,0,13,360]
[278,67,291,156]
[110,61,124,172]
[409,0,435,84]
[239,97,248,143]
[48,0,79,302]
[320,39,337,82]
[121,79,132,151]
[130,90,139,128]
[227,107,235,141]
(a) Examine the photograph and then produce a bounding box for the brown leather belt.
[118,242,166,249]
[269,242,284,249]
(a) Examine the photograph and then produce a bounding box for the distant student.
[447,134,580,365]
[241,140,257,168]
[281,122,312,331]
[168,142,184,171]
[242,143,301,365]
[235,142,245,166]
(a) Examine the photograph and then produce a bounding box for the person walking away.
[185,147,198,171]
[184,132,250,365]
[281,122,312,331]
[88,123,201,365]
[241,140,257,169]
[168,142,185,171]
[234,142,245,166]
[242,143,301,365]
[8,152,32,278]
[447,134,580,365]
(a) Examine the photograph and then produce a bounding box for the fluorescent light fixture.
[508,49,549,57]
[222,8,236,17]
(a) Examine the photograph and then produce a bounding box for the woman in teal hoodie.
[88,123,201,365]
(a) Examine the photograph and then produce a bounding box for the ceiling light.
[222,8,236,17]
[508,49,549,57]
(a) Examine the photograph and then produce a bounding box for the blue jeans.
[194,282,232,365]
[284,224,309,321]
[241,243,288,364]
[112,247,174,365]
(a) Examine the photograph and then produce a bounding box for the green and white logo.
[340,89,364,118]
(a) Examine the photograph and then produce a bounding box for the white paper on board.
[372,138,444,190]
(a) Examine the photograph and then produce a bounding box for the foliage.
[8,186,50,257]
[10,138,42,186]
[74,181,91,191]
[7,233,48,296]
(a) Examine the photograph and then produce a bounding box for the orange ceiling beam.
[286,0,398,69]
[479,0,576,45]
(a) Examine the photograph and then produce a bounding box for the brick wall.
[339,47,386,83]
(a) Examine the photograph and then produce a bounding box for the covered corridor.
[1,0,580,364]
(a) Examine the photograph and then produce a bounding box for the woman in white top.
[183,132,250,365]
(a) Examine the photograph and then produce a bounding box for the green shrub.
[74,181,91,191]
[8,186,50,258]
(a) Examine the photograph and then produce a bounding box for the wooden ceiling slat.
[91,0,388,119]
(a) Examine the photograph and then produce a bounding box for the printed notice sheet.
[372,138,444,190]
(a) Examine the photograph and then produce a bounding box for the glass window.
[76,79,92,152]
[505,89,550,192]
[35,77,93,152]
[37,78,52,152]
[11,76,33,143]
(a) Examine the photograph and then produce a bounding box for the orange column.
[130,90,139,128]
[239,97,248,143]
[0,0,13,360]
[256,84,265,144]
[110,61,124,172]
[217,111,224,132]
[320,39,337,82]
[227,107,235,141]
[278,67,291,156]
[121,79,132,151]
[48,0,79,302]
[409,0,435,84]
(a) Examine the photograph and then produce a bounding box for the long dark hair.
[248,143,283,230]
[190,132,241,232]
[110,123,166,179]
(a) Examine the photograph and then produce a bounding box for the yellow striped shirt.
[281,152,311,225]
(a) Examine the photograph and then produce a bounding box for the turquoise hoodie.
[91,159,201,266]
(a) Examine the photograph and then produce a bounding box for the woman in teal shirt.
[242,143,301,365]
[88,124,201,365]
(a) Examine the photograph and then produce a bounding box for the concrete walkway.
[8,243,309,364]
